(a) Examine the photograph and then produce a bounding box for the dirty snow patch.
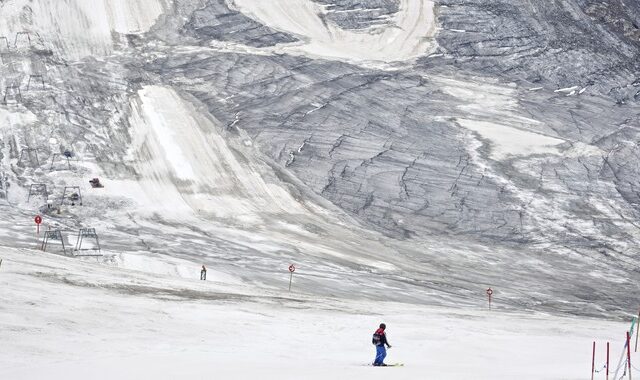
[458,119,565,160]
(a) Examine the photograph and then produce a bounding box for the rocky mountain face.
[0,0,639,316]
[162,0,640,249]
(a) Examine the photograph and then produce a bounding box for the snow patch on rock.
[0,0,165,60]
[126,85,307,224]
[227,0,437,67]
[457,119,564,160]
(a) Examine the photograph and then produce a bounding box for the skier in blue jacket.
[372,323,391,366]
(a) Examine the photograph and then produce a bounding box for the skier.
[372,323,391,366]
[200,265,207,281]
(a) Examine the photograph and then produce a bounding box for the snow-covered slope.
[0,0,637,311]
[126,85,308,222]
[0,247,630,380]
[0,1,639,378]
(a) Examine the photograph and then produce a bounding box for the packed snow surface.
[0,247,631,380]
[228,0,437,65]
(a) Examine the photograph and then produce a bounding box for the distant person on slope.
[372,323,391,366]
[200,265,207,281]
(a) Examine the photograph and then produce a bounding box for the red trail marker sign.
[486,288,493,310]
[34,215,42,234]
[288,264,295,291]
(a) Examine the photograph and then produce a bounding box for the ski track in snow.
[0,247,630,380]
[227,0,437,67]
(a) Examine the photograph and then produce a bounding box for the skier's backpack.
[372,332,381,345]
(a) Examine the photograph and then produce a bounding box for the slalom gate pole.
[607,341,610,380]
[627,332,632,380]
[592,341,596,380]
[636,310,640,352]
[614,336,630,379]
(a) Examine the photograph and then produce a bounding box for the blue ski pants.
[374,345,387,365]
